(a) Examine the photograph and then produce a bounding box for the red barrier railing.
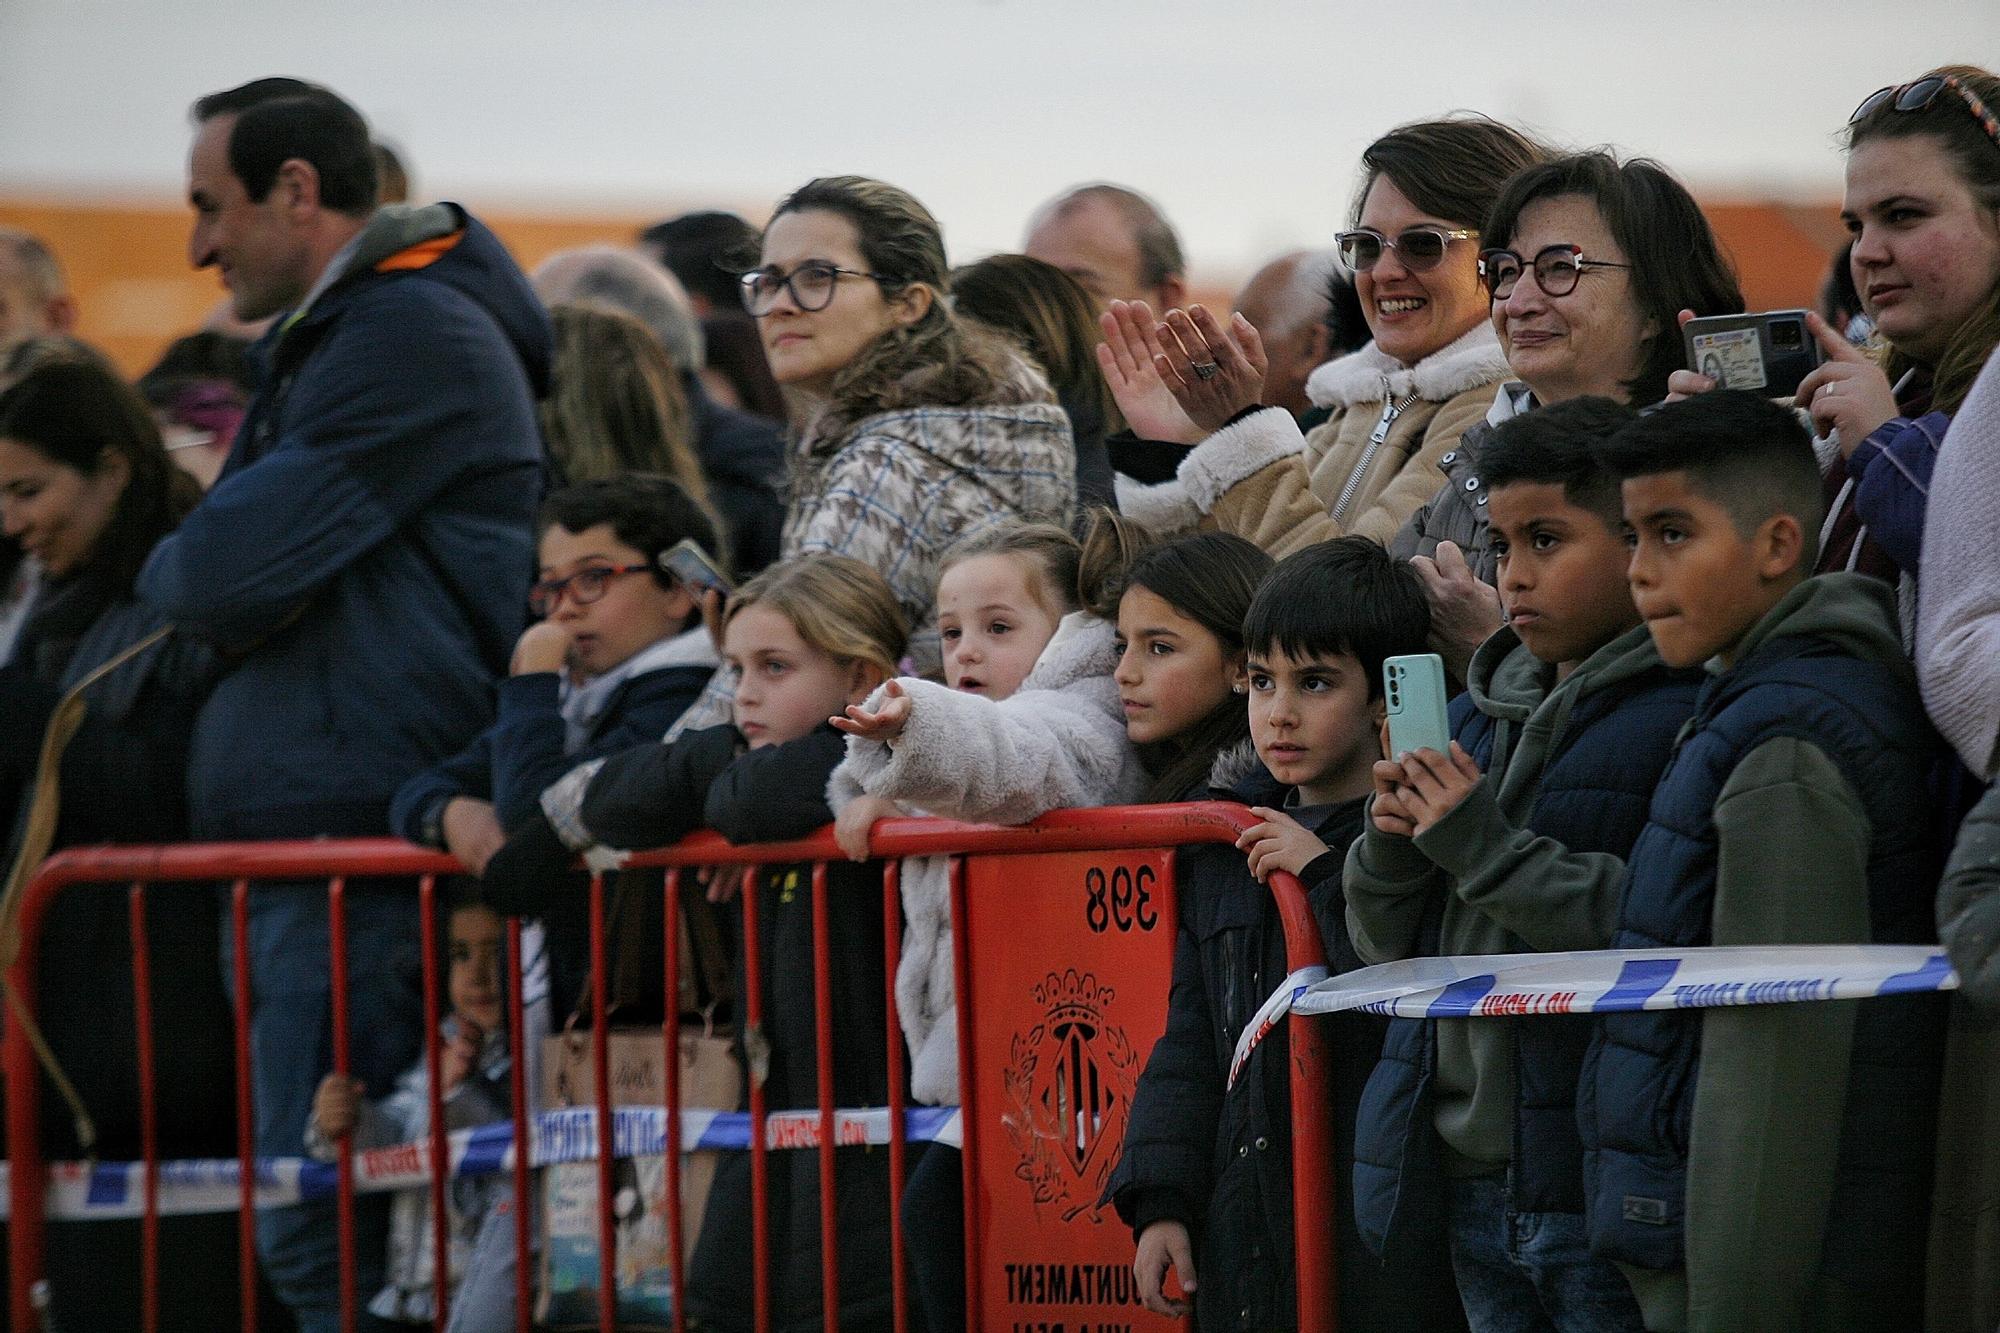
[2,804,1337,1333]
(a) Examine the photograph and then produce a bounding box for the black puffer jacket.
[584,724,898,1332]
[1105,758,1462,1333]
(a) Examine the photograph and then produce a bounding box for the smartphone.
[658,538,732,595]
[1383,653,1451,758]
[1683,310,1823,398]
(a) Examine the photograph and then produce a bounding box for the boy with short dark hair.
[1346,396,1699,1332]
[1581,390,1944,1331]
[1111,536,1462,1332]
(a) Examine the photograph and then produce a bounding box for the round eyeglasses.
[1334,226,1478,274]
[1478,245,1632,301]
[739,261,889,316]
[528,564,651,616]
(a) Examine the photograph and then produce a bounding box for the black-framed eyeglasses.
[1333,226,1478,274]
[529,564,651,616]
[1851,73,2000,151]
[739,261,889,316]
[1478,244,1632,301]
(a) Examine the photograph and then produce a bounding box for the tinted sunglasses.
[1334,226,1477,274]
[1850,73,2000,151]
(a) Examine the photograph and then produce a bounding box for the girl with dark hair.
[745,175,1077,672]
[1077,511,1273,803]
[1389,151,1747,676]
[950,253,1120,514]
[1104,116,1548,552]
[0,358,235,1325]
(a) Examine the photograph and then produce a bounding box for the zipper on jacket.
[1331,392,1416,524]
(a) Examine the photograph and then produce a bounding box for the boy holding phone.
[1579,391,1944,1331]
[1344,398,1701,1331]
[1111,537,1464,1333]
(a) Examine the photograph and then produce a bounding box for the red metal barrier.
[2,804,1338,1333]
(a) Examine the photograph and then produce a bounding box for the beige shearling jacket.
[1116,324,1510,557]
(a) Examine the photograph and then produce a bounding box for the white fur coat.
[826,612,1145,1104]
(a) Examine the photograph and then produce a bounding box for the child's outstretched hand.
[441,1020,482,1093]
[1133,1218,1196,1318]
[1237,807,1331,883]
[1391,741,1482,837]
[834,795,901,862]
[312,1073,361,1142]
[1370,759,1418,837]
[832,679,912,744]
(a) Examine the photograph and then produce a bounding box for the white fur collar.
[1020,611,1118,694]
[1204,736,1264,793]
[1303,322,1509,411]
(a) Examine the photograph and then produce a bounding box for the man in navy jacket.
[139,77,547,1330]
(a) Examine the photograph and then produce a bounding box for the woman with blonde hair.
[540,302,711,510]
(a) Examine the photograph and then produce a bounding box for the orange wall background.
[2,195,1845,380]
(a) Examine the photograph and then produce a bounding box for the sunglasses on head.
[1334,226,1478,274]
[1850,73,2000,151]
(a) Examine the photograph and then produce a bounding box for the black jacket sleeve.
[579,723,743,851]
[703,724,844,844]
[1105,916,1221,1244]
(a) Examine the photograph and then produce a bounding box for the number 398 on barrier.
[1083,864,1159,935]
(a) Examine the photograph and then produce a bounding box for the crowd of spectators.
[3,64,2000,1333]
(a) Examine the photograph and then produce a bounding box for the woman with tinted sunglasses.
[1108,116,1546,556]
[1386,152,1744,677]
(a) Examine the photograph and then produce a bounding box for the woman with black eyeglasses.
[740,175,1075,675]
[1103,116,1545,557]
[1388,152,1744,678]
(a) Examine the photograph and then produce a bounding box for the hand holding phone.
[1682,310,1824,399]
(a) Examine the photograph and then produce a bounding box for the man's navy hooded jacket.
[140,202,550,839]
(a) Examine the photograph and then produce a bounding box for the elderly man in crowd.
[1024,181,1188,315]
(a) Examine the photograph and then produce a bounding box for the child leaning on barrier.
[1108,536,1464,1333]
[391,475,723,1001]
[480,554,910,1333]
[1578,392,1946,1332]
[825,519,1147,1330]
[307,889,513,1329]
[1346,398,1698,1333]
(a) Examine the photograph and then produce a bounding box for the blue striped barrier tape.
[1228,944,1956,1090]
[3,1103,962,1221]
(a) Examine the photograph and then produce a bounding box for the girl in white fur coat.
[828,523,1146,1101]
[827,522,1146,1330]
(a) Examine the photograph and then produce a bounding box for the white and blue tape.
[5,1104,962,1222]
[1227,944,1956,1090]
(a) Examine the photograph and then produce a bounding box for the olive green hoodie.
[1345,621,1674,1172]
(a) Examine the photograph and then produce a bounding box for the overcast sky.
[4,0,1996,279]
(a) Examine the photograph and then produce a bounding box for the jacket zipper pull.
[1368,396,1404,446]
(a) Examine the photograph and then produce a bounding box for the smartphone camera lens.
[1771,319,1804,350]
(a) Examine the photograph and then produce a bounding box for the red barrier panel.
[2,805,1338,1333]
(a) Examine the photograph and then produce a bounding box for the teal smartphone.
[1384,653,1451,757]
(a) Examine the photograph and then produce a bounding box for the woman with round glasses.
[738,176,1074,672]
[1104,116,1545,555]
[1388,151,1744,675]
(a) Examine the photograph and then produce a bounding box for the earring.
[1231,683,1247,695]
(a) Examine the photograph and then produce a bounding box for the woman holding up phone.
[1676,64,2000,588]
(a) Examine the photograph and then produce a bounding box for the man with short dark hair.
[0,227,77,360]
[140,76,548,1331]
[1024,182,1188,314]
